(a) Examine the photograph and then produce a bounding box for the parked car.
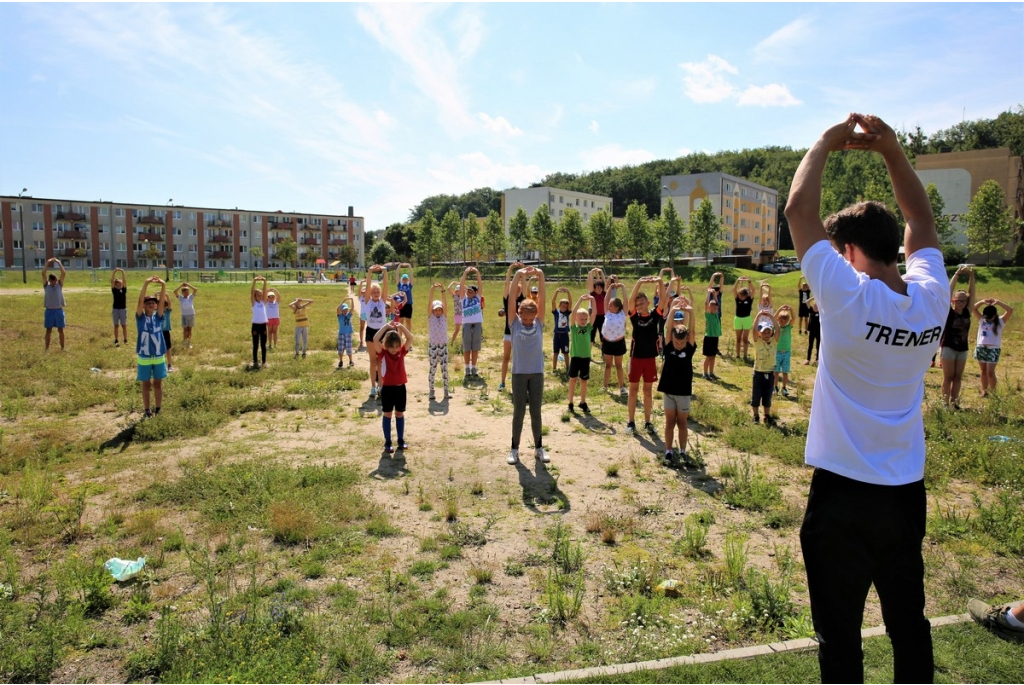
[762,263,785,274]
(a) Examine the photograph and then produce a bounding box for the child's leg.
[295,328,301,355]
[141,379,152,411]
[58,327,65,350]
[382,410,393,446]
[567,376,577,404]
[580,378,588,404]
[627,380,639,423]
[677,410,689,452]
[428,344,439,392]
[527,374,544,447]
[781,372,789,389]
[603,355,612,389]
[734,329,742,357]
[615,357,624,389]
[664,408,676,451]
[510,374,527,448]
[302,327,309,354]
[260,329,267,364]
[501,339,512,385]
[441,346,449,393]
[251,327,260,366]
[153,379,163,409]
[642,380,653,423]
[395,410,405,443]
[45,327,52,350]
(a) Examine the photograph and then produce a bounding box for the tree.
[370,239,398,266]
[654,197,686,270]
[439,209,461,266]
[925,183,955,246]
[464,212,480,263]
[483,210,506,262]
[530,204,556,264]
[623,201,650,265]
[250,246,264,268]
[588,209,617,266]
[416,210,437,269]
[338,244,358,269]
[688,198,729,265]
[963,180,1016,265]
[558,208,588,275]
[509,207,530,259]
[274,237,298,268]
[383,222,416,259]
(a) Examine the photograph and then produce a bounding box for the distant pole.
[18,188,28,284]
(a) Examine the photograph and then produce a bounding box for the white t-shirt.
[364,297,387,330]
[602,310,627,340]
[802,241,947,486]
[177,293,196,316]
[251,301,268,325]
[976,317,1004,348]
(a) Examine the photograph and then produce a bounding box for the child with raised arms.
[357,282,368,351]
[290,297,314,358]
[136,277,168,417]
[374,321,412,454]
[626,275,665,436]
[797,277,812,335]
[447,281,463,345]
[506,266,548,466]
[587,268,607,345]
[174,281,198,349]
[427,283,452,400]
[266,288,282,350]
[551,286,572,372]
[111,268,128,347]
[566,293,596,414]
[774,304,795,396]
[658,298,697,466]
[601,276,628,396]
[751,309,781,424]
[250,276,269,369]
[702,288,722,381]
[499,261,525,392]
[733,276,754,360]
[459,266,485,378]
[363,265,389,398]
[336,297,355,368]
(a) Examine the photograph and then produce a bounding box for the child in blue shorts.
[136,277,168,418]
[774,305,794,396]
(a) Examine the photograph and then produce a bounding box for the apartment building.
[0,196,365,270]
[915,147,1023,251]
[502,187,612,228]
[661,173,779,266]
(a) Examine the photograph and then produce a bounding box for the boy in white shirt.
[786,113,947,683]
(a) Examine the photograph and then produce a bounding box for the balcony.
[137,215,165,226]
[208,235,231,244]
[209,250,232,259]
[61,247,88,257]
[207,219,232,228]
[56,212,86,221]
[302,237,320,246]
[270,236,291,245]
[58,230,88,240]
[328,238,347,246]
[137,232,164,242]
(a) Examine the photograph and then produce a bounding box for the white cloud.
[426,152,546,191]
[737,84,802,107]
[589,120,600,135]
[678,147,693,157]
[579,144,656,171]
[679,54,737,103]
[754,17,813,61]
[452,7,485,61]
[478,113,523,137]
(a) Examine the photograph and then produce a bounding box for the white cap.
[431,300,443,310]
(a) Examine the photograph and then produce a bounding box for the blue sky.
[1,3,1021,228]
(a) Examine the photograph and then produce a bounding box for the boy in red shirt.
[373,321,413,454]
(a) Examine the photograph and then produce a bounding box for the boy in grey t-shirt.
[43,258,67,351]
[506,266,547,466]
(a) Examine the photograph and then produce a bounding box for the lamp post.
[18,188,28,283]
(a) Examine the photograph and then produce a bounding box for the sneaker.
[153,407,161,415]
[579,402,590,413]
[626,421,636,435]
[710,374,720,381]
[507,448,519,465]
[143,409,153,418]
[968,599,1024,643]
[662,450,675,466]
[644,421,655,434]
[568,403,574,413]
[385,444,395,454]
[773,386,779,395]
[620,387,627,397]
[702,372,710,380]
[429,393,436,401]
[113,340,119,347]
[348,361,355,368]
[399,441,409,451]
[369,386,377,399]
[535,447,550,463]
[781,387,790,397]
[678,450,694,468]
[753,414,760,424]
[498,382,506,391]
[302,352,306,358]
[338,360,344,369]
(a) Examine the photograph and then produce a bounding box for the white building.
[502,187,612,258]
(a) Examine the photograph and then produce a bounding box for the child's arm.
[459,267,470,294]
[507,269,526,328]
[628,278,645,313]
[573,293,589,313]
[972,299,985,320]
[774,304,793,320]
[55,259,66,285]
[250,276,262,306]
[551,286,569,312]
[372,325,388,344]
[473,267,483,298]
[967,268,976,309]
[733,276,744,298]
[685,302,697,345]
[400,263,413,285]
[586,268,596,293]
[156,279,167,317]
[504,261,522,297]
[136,278,152,316]
[393,321,414,349]
[379,265,389,298]
[993,299,1014,322]
[268,288,281,302]
[111,269,121,288]
[710,271,724,289]
[534,268,546,309]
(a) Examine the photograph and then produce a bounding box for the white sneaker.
[535,447,550,463]
[507,449,519,465]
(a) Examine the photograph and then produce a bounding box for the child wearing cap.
[427,284,452,400]
[658,298,697,467]
[397,264,414,331]
[337,297,355,368]
[751,309,781,424]
[136,277,168,417]
[550,287,572,372]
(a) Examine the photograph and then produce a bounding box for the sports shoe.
[143,409,153,418]
[626,421,636,435]
[385,444,395,454]
[113,340,119,347]
[338,360,344,369]
[579,402,590,413]
[753,414,760,424]
[710,373,720,381]
[781,387,790,397]
[678,450,694,468]
[662,450,675,467]
[644,421,655,434]
[153,407,161,415]
[702,372,710,380]
[535,447,549,463]
[369,386,377,399]
[348,361,354,368]
[507,448,519,465]
[568,403,574,413]
[968,599,1024,643]
[302,352,306,358]
[620,387,627,397]
[429,393,436,401]
[399,440,409,451]
[498,382,506,391]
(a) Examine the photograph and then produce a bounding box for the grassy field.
[0,265,1022,683]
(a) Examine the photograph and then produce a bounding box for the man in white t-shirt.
[785,114,947,684]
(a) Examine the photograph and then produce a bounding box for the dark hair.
[823,201,901,265]
[671,325,688,340]
[594,281,605,290]
[982,305,1001,334]
[48,273,57,280]
[383,330,402,348]
[609,297,623,311]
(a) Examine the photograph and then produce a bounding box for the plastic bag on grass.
[104,557,146,581]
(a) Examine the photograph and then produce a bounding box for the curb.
[481,612,973,684]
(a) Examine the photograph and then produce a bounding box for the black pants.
[800,468,932,684]
[591,314,604,343]
[807,323,821,361]
[251,323,268,365]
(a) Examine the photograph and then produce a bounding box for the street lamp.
[18,188,27,284]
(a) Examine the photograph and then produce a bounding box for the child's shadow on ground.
[369,451,409,480]
[672,462,723,496]
[515,461,570,515]
[572,413,615,435]
[358,398,382,418]
[427,397,450,416]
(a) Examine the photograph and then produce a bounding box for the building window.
[115,208,126,218]
[174,244,182,253]
[100,242,110,251]
[190,228,198,237]
[559,196,563,204]
[173,211,182,219]
[754,236,760,245]
[739,235,746,243]
[116,243,126,252]
[99,207,109,217]
[189,245,197,252]
[155,210,165,218]
[116,225,125,234]
[254,216,261,224]
[33,221,44,231]
[31,203,43,212]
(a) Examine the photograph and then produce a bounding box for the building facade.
[661,173,779,266]
[914,147,1023,252]
[502,187,612,229]
[0,197,365,270]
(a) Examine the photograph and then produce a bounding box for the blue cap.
[401,273,410,280]
[673,311,685,321]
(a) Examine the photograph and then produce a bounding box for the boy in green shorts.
[136,277,168,418]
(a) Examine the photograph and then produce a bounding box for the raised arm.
[534,267,546,308]
[393,321,414,349]
[605,276,618,310]
[136,277,152,316]
[705,288,717,312]
[459,267,471,294]
[993,299,1014,322]
[379,266,389,298]
[473,267,483,295]
[111,268,120,288]
[733,276,746,298]
[155,279,167,317]
[507,270,526,327]
[551,286,569,311]
[400,263,413,285]
[504,261,522,297]
[709,271,724,289]
[774,304,794,320]
[628,278,645,313]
